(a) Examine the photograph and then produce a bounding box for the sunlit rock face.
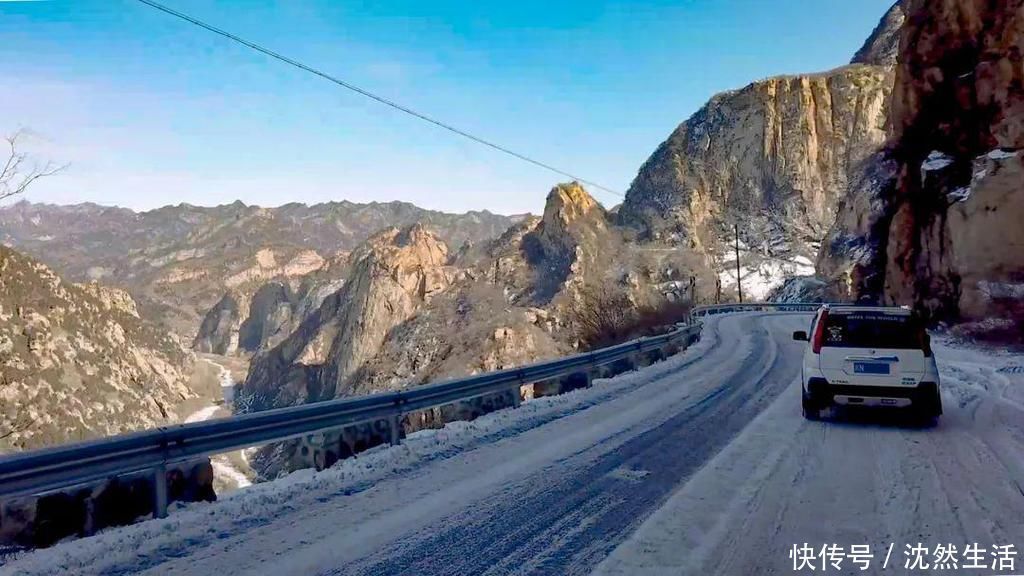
[618,2,906,300]
[241,224,457,409]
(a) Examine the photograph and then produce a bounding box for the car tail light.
[812,309,829,354]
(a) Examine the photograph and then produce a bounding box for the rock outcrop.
[852,1,908,67]
[618,65,892,250]
[617,2,906,300]
[192,290,245,355]
[193,252,351,356]
[351,282,566,397]
[819,0,1024,338]
[522,182,617,302]
[241,224,455,410]
[0,246,195,452]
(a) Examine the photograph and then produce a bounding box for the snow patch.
[987,148,1021,160]
[947,187,972,203]
[922,150,954,171]
[718,255,816,302]
[213,461,252,489]
[608,467,652,483]
[218,365,235,404]
[978,280,1024,300]
[184,405,219,424]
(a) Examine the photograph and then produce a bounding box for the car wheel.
[913,384,942,423]
[802,392,820,421]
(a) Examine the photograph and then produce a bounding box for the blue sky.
[1,0,895,214]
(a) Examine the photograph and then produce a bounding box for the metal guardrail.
[0,301,821,520]
[692,302,824,316]
[0,321,703,516]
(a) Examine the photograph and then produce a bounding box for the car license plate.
[854,362,890,375]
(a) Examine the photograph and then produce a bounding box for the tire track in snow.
[596,336,1024,576]
[337,314,805,576]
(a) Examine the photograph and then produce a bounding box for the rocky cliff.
[522,182,618,302]
[0,246,195,452]
[241,224,455,410]
[618,2,906,300]
[819,0,1024,339]
[0,201,517,340]
[192,253,350,356]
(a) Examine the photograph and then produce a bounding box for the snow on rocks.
[922,150,954,172]
[947,187,972,203]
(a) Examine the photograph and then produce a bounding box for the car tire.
[913,383,942,423]
[802,392,820,421]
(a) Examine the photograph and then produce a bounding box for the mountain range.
[0,200,517,340]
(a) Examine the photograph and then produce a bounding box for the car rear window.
[822,312,923,349]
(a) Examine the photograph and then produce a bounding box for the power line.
[134,0,625,198]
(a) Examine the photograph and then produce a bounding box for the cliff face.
[241,224,455,410]
[192,254,350,356]
[0,246,195,452]
[351,184,623,395]
[819,0,1024,337]
[617,2,904,299]
[619,66,892,250]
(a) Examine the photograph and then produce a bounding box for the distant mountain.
[0,200,519,339]
[0,246,195,452]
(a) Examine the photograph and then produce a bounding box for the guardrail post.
[153,465,168,519]
[631,341,645,370]
[511,369,523,407]
[389,413,403,446]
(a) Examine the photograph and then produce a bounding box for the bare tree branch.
[0,416,35,443]
[0,130,68,202]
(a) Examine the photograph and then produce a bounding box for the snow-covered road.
[5,313,1022,576]
[595,336,1024,575]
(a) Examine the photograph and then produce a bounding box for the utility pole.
[734,224,744,303]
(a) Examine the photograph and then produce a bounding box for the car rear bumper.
[833,395,911,408]
[807,379,938,408]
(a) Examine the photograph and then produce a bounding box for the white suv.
[794,305,942,421]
